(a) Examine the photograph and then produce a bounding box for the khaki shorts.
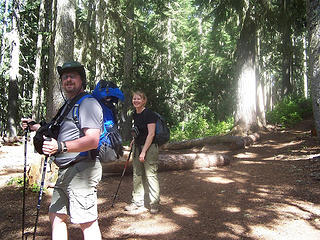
[49,160,102,224]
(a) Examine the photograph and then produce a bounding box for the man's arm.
[42,128,100,156]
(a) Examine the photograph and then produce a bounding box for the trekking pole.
[22,121,34,240]
[33,138,51,240]
[22,126,28,239]
[22,125,30,239]
[111,144,133,207]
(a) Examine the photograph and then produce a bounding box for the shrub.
[170,116,233,142]
[266,97,312,127]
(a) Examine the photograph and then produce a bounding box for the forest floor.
[1,118,320,239]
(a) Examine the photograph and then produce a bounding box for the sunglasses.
[61,73,79,81]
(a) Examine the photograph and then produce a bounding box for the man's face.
[61,71,82,97]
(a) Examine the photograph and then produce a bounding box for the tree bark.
[234,5,258,134]
[308,0,320,137]
[162,133,260,151]
[0,0,9,69]
[120,0,134,141]
[101,151,231,175]
[32,0,46,121]
[280,0,293,97]
[47,0,76,119]
[7,0,20,137]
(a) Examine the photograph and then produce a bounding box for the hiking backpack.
[154,112,170,146]
[73,80,125,162]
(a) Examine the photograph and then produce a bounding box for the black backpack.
[154,112,170,146]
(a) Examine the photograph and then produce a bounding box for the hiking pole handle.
[22,119,36,132]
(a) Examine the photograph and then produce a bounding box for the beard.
[63,82,82,97]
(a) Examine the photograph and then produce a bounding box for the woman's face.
[132,94,146,109]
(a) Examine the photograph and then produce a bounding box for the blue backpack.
[73,80,125,162]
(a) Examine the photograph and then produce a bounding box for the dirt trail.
[1,119,320,239]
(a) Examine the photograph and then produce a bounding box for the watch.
[62,141,68,153]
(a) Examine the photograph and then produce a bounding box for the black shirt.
[133,108,158,145]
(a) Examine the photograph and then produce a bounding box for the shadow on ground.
[1,121,320,239]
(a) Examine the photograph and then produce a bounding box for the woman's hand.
[139,151,146,162]
[130,139,134,148]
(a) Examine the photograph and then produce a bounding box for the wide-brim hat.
[57,60,87,87]
[57,61,84,76]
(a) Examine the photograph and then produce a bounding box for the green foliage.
[30,183,41,192]
[170,104,233,142]
[7,177,24,187]
[0,0,309,139]
[7,176,41,193]
[266,97,312,127]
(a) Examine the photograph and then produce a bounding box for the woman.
[125,91,160,214]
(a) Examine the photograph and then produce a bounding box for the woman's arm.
[139,123,156,162]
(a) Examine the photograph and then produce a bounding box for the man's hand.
[21,118,40,132]
[42,137,58,156]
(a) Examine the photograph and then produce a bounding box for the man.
[22,61,103,239]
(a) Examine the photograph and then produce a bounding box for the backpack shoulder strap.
[71,93,96,158]
[54,92,88,126]
[72,93,93,130]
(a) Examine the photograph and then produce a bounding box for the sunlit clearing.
[205,176,234,184]
[234,152,259,159]
[222,206,241,213]
[257,187,270,193]
[225,222,246,235]
[97,197,107,205]
[271,140,301,150]
[237,160,266,165]
[122,217,180,236]
[250,220,320,240]
[217,231,241,239]
[172,205,198,217]
[161,195,175,204]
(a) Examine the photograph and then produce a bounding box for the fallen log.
[28,150,232,185]
[102,151,231,174]
[1,136,23,145]
[162,133,260,150]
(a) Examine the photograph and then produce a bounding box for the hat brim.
[57,66,84,76]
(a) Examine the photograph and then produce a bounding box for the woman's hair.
[132,90,147,103]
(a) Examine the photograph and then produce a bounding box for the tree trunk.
[47,0,76,119]
[32,0,46,121]
[28,149,232,186]
[0,0,9,69]
[303,34,309,99]
[7,0,20,137]
[162,133,260,151]
[280,0,293,97]
[101,151,231,175]
[256,29,266,126]
[234,6,258,134]
[79,0,94,69]
[308,0,320,137]
[121,0,134,141]
[94,0,105,82]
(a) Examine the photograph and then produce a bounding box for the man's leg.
[80,219,102,240]
[49,212,68,240]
